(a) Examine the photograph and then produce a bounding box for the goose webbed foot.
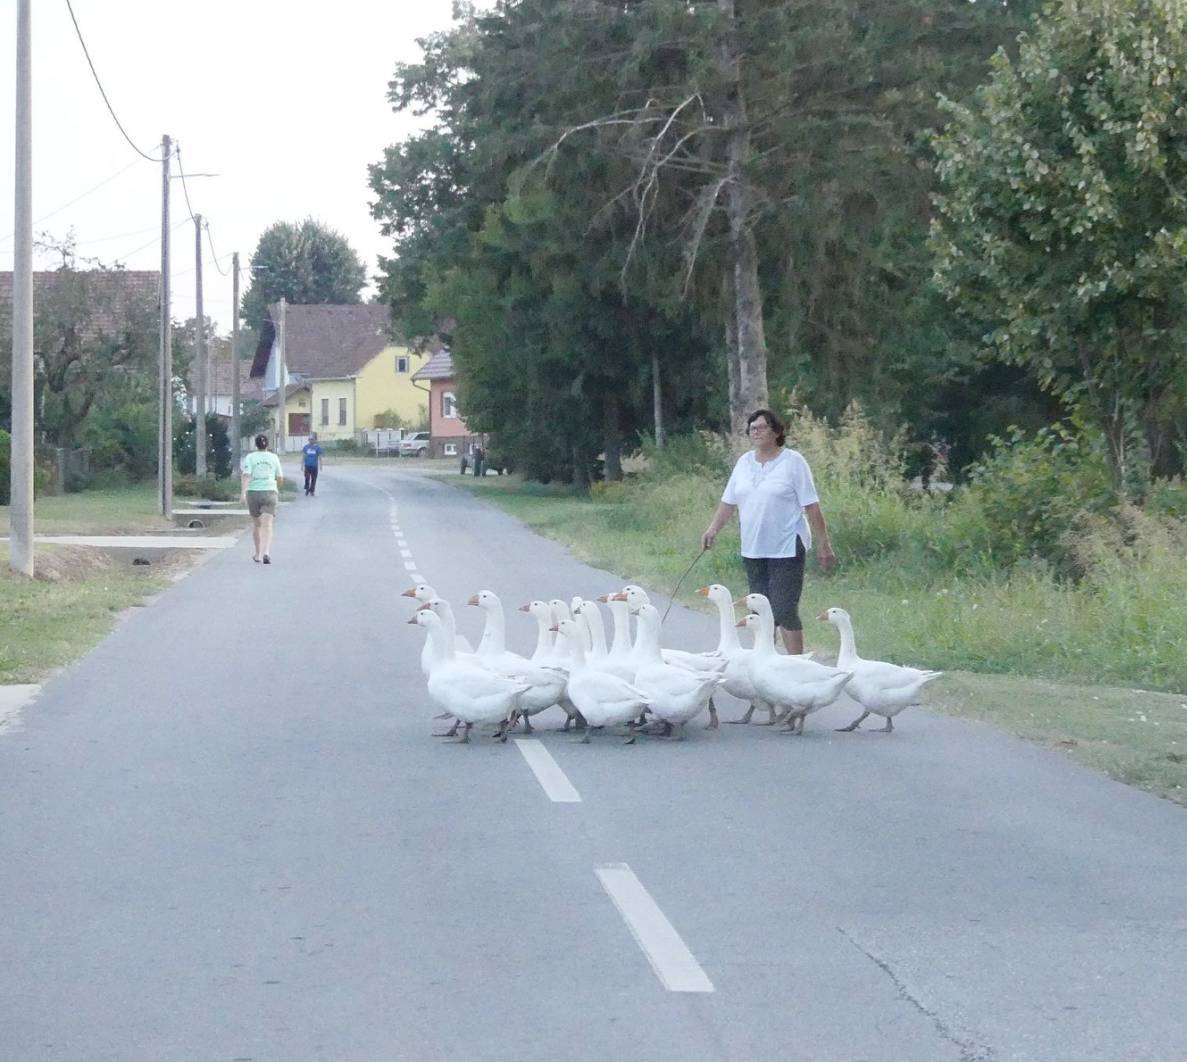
[520,714,534,733]
[727,703,756,725]
[433,719,461,738]
[878,717,895,733]
[452,724,473,744]
[837,712,869,733]
[705,701,719,729]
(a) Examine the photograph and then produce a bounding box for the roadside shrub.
[173,474,239,501]
[953,425,1116,574]
[83,401,157,480]
[174,414,232,478]
[784,398,907,494]
[640,431,736,481]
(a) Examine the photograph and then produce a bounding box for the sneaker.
[263,555,271,564]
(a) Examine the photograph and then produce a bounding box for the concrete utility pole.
[276,298,287,456]
[194,214,207,477]
[158,133,173,518]
[230,252,241,472]
[9,0,34,577]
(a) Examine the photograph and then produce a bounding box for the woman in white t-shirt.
[701,409,836,654]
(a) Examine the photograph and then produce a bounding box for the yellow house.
[249,303,430,449]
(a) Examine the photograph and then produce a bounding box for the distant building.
[249,303,428,450]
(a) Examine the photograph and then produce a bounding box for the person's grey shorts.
[246,490,278,517]
[742,543,806,631]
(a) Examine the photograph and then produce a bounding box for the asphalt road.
[1,464,1185,1062]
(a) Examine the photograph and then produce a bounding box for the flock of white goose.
[403,582,943,744]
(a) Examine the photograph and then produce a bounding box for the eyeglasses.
[747,423,771,432]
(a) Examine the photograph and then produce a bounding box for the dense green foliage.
[241,218,368,330]
[371,0,1042,479]
[932,0,1187,483]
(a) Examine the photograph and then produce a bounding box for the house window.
[442,391,458,418]
[338,397,348,426]
[320,398,329,426]
[395,355,410,374]
[443,442,458,456]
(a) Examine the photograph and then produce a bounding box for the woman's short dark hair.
[254,433,269,450]
[746,408,786,447]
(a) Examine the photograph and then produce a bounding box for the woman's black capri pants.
[742,541,806,631]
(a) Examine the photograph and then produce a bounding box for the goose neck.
[835,615,858,664]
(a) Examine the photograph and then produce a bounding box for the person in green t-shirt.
[240,433,284,564]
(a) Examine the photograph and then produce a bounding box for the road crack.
[836,927,994,1062]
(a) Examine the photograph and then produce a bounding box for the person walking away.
[302,432,324,496]
[241,433,284,564]
[701,408,836,654]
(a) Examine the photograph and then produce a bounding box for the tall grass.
[506,406,1187,694]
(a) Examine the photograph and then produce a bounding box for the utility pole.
[158,133,173,517]
[9,0,34,577]
[276,297,287,456]
[230,252,241,471]
[194,214,206,477]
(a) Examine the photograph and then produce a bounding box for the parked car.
[398,431,431,457]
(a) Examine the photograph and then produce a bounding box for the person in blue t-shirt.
[302,433,324,496]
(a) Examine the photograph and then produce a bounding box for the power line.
[204,220,230,277]
[64,0,165,163]
[111,217,189,263]
[174,144,199,223]
[0,159,144,245]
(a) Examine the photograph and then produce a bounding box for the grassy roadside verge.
[456,474,1187,806]
[0,543,167,685]
[1,485,170,535]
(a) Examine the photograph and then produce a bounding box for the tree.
[932,0,1187,485]
[241,219,368,329]
[0,244,157,446]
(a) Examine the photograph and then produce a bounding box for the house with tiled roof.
[411,342,482,458]
[250,303,427,448]
[186,337,263,418]
[0,269,159,336]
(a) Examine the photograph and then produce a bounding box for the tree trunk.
[718,0,769,425]
[572,443,591,494]
[652,351,666,450]
[723,271,743,435]
[604,394,623,481]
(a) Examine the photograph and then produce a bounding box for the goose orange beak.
[696,586,710,595]
[407,615,419,624]
[595,593,609,603]
[733,596,748,607]
[416,600,433,611]
[609,591,626,602]
[548,625,559,633]
[466,594,480,606]
[734,618,748,628]
[400,587,417,598]
[518,603,531,612]
[816,611,829,621]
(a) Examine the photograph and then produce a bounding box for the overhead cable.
[64,0,165,163]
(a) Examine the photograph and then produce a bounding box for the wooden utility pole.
[9,0,34,576]
[230,252,241,471]
[276,297,287,455]
[158,133,173,517]
[193,214,206,477]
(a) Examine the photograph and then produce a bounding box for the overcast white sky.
[0,0,466,331]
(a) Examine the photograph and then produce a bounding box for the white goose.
[547,599,588,731]
[618,585,728,676]
[626,602,723,736]
[410,609,526,743]
[819,607,943,732]
[554,618,653,744]
[402,584,475,657]
[740,594,853,734]
[467,590,568,731]
[697,583,777,725]
[574,600,636,682]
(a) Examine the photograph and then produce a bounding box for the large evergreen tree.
[241,219,368,330]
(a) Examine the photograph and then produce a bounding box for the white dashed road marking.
[596,863,715,993]
[514,739,582,802]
